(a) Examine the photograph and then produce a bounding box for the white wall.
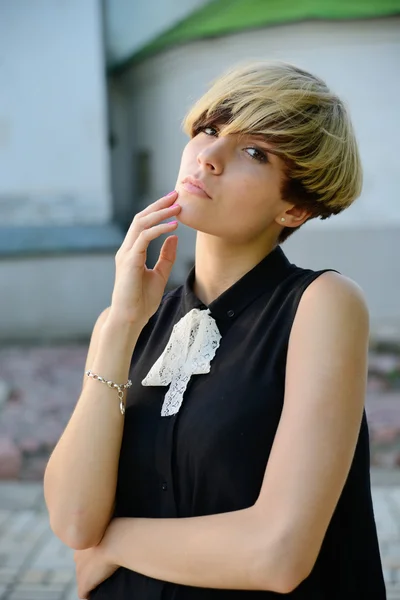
[0,0,111,225]
[0,254,114,341]
[119,17,400,335]
[104,0,209,67]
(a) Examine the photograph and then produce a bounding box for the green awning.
[110,0,400,73]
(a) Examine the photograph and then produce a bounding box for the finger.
[138,204,181,231]
[153,235,178,283]
[133,221,178,255]
[121,192,178,252]
[140,190,178,217]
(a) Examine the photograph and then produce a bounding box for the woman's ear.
[276,206,312,228]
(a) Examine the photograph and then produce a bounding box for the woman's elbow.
[255,560,310,594]
[252,561,305,594]
[250,527,313,593]
[270,568,308,595]
[49,514,105,550]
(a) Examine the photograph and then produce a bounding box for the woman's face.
[175,124,296,244]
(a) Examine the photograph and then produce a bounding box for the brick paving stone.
[7,592,63,600]
[19,570,46,584]
[6,511,36,538]
[64,584,79,600]
[0,439,21,480]
[0,585,9,599]
[0,568,18,585]
[390,488,400,514]
[48,570,75,585]
[0,514,49,572]
[0,548,28,570]
[0,484,42,511]
[371,468,400,486]
[384,564,400,582]
[12,583,65,593]
[386,542,400,560]
[0,512,10,532]
[29,532,75,571]
[0,346,85,451]
[372,489,399,539]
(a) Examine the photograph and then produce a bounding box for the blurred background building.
[0,0,399,342]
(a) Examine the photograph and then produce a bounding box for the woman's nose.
[197,143,224,174]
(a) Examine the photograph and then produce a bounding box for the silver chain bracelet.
[85,370,132,415]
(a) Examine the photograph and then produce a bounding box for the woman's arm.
[94,272,368,593]
[44,309,143,550]
[45,191,181,552]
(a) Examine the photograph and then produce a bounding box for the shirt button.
[161,482,168,491]
[227,309,235,318]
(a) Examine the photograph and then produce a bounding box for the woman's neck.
[193,232,278,306]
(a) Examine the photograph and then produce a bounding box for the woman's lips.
[181,181,211,198]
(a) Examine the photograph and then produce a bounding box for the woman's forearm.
[44,318,142,550]
[103,508,291,593]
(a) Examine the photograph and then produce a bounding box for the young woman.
[44,61,386,599]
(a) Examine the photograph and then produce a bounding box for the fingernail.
[167,190,177,196]
[171,203,180,208]
[170,220,178,225]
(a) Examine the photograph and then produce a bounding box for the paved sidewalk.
[0,472,399,599]
[0,483,76,600]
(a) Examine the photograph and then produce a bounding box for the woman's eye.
[202,126,219,136]
[245,147,268,163]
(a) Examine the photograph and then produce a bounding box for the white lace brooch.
[141,308,222,416]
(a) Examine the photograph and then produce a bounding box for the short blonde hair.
[183,61,362,242]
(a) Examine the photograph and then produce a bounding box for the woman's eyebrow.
[246,134,278,152]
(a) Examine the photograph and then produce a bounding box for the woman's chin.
[176,210,200,231]
[176,207,214,234]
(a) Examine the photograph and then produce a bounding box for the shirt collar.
[181,245,293,322]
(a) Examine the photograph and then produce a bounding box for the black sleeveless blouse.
[91,246,386,599]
